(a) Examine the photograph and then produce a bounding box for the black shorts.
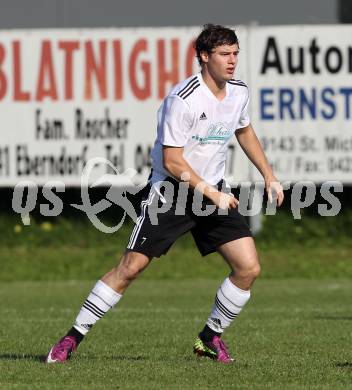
[126,177,252,258]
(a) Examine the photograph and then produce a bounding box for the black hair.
[194,24,239,65]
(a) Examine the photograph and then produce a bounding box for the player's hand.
[209,191,239,210]
[265,178,284,207]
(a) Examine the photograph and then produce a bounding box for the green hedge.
[0,210,351,281]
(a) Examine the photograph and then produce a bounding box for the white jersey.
[150,73,250,185]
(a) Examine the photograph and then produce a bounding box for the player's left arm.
[235,124,284,206]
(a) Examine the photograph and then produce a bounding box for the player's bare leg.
[218,237,261,291]
[102,251,151,293]
[46,251,151,363]
[194,237,260,363]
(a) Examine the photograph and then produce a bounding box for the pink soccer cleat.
[194,335,234,364]
[46,336,78,364]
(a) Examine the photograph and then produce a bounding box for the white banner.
[0,27,249,186]
[249,25,352,183]
[3,26,351,186]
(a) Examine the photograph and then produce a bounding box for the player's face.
[201,44,239,82]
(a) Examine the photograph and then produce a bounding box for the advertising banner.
[0,27,249,186]
[249,26,352,183]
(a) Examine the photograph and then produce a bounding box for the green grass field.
[0,279,351,389]
[0,211,351,388]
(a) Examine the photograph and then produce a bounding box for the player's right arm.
[163,146,237,209]
[161,95,237,210]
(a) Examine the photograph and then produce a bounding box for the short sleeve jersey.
[150,73,250,185]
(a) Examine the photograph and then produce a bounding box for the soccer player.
[46,24,284,364]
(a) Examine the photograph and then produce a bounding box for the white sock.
[74,280,122,335]
[206,277,251,333]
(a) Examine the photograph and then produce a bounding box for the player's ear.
[200,50,209,64]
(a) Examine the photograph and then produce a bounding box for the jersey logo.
[199,112,207,120]
[192,122,233,145]
[141,237,147,245]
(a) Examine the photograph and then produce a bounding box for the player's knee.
[237,261,261,284]
[120,261,142,281]
[117,253,148,282]
[121,265,139,282]
[249,263,261,281]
